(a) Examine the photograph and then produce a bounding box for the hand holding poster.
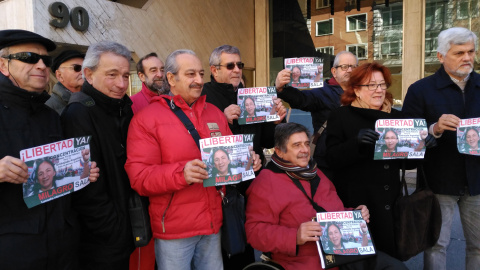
[200,134,255,187]
[21,136,92,208]
[457,118,480,155]
[237,86,280,125]
[374,119,428,160]
[316,210,375,269]
[284,57,324,89]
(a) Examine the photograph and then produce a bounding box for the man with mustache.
[125,49,262,270]
[274,51,358,179]
[130,52,165,114]
[46,49,85,114]
[403,27,480,270]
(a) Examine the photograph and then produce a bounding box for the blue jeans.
[424,191,480,270]
[154,233,223,270]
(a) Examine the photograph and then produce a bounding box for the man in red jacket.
[125,49,261,270]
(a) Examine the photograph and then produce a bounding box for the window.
[381,5,402,28]
[425,1,447,30]
[316,46,334,55]
[425,31,440,57]
[316,0,330,9]
[380,41,402,59]
[347,14,367,32]
[316,19,333,36]
[347,44,367,59]
[457,0,479,19]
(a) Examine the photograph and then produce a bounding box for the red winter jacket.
[246,168,344,270]
[125,95,232,240]
[130,83,160,114]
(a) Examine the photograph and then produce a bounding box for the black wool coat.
[326,105,407,257]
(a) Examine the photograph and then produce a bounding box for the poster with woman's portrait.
[315,211,375,269]
[373,119,428,160]
[200,134,255,187]
[457,118,480,155]
[284,57,324,89]
[237,86,280,125]
[21,136,92,208]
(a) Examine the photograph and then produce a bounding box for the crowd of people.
[0,25,479,270]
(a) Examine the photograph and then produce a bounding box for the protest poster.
[200,134,255,187]
[284,57,324,89]
[316,210,376,269]
[237,86,280,125]
[21,136,92,208]
[457,117,480,156]
[374,119,428,160]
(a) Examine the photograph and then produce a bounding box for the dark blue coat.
[402,66,480,196]
[277,79,343,169]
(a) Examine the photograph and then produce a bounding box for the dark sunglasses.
[60,64,82,72]
[2,52,53,67]
[217,62,244,70]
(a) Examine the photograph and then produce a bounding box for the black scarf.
[269,152,318,180]
[267,153,325,212]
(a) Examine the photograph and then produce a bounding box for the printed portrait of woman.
[381,129,399,153]
[28,159,58,195]
[464,127,480,154]
[291,66,302,83]
[241,96,257,118]
[211,148,233,177]
[325,222,368,251]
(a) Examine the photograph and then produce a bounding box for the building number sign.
[49,2,89,31]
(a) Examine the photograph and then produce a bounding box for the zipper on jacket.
[162,194,175,233]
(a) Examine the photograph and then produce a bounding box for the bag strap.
[312,120,327,145]
[400,161,408,196]
[266,162,326,212]
[163,97,201,150]
[290,176,326,213]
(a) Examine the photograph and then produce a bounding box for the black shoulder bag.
[163,97,247,258]
[394,163,442,261]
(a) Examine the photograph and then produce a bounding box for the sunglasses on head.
[217,62,244,70]
[60,64,82,72]
[2,52,53,67]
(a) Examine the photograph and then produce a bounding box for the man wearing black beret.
[46,49,85,114]
[0,29,99,270]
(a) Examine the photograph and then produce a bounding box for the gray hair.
[0,47,9,57]
[162,49,197,92]
[209,45,241,66]
[82,41,131,77]
[333,51,358,67]
[437,27,478,56]
[274,123,311,153]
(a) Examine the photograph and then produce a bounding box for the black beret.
[0,29,56,52]
[52,50,85,73]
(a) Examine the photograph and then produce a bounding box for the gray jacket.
[46,82,72,115]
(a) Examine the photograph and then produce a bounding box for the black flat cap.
[0,29,56,52]
[52,50,85,73]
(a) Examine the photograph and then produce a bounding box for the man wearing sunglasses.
[274,51,358,179]
[46,49,85,115]
[201,45,287,269]
[0,29,80,270]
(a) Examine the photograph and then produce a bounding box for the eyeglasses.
[60,64,82,72]
[2,52,52,67]
[335,64,357,71]
[216,62,244,70]
[357,83,388,91]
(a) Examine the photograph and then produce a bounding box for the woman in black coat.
[326,62,433,259]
